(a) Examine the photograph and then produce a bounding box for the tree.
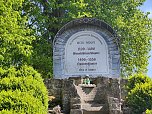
[0,0,36,68]
[23,0,152,77]
[0,0,48,113]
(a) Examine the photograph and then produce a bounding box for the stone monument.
[49,18,126,114]
[53,18,120,79]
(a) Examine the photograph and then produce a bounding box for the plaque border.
[53,18,120,79]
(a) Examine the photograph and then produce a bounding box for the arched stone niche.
[53,18,120,79]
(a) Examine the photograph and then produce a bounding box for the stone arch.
[53,18,120,79]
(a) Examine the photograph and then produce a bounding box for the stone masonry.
[44,77,130,114]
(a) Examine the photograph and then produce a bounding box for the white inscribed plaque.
[64,31,109,75]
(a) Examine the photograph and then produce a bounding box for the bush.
[0,90,46,114]
[126,73,151,91]
[0,66,48,114]
[146,109,152,114]
[126,73,152,114]
[0,110,24,114]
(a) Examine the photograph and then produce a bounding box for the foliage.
[126,73,151,91]
[0,0,35,68]
[0,0,48,113]
[0,90,45,114]
[146,109,152,114]
[126,74,152,114]
[0,66,48,114]
[0,109,24,114]
[22,0,152,77]
[30,38,53,78]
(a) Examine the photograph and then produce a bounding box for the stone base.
[83,110,107,114]
[110,110,122,114]
[44,77,128,114]
[70,109,83,114]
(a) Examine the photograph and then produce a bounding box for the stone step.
[70,109,108,114]
[84,98,95,102]
[82,94,96,97]
[81,103,104,111]
[83,93,97,96]
[76,85,98,95]
[82,95,96,100]
[84,90,98,94]
[81,88,98,93]
[75,86,86,96]
[75,85,99,102]
[83,111,106,114]
[82,94,96,98]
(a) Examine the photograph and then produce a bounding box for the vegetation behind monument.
[22,0,152,77]
[0,0,48,113]
[1,0,152,113]
[21,0,152,112]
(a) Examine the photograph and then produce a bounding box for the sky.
[140,0,152,77]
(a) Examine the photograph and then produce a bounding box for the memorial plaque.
[53,18,120,79]
[65,31,109,75]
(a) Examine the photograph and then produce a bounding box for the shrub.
[0,90,46,114]
[126,73,152,114]
[0,66,48,114]
[126,73,151,91]
[146,109,152,114]
[0,110,24,114]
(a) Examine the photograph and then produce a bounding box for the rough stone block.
[110,109,122,114]
[45,77,127,114]
[70,97,81,104]
[70,109,83,114]
[71,104,81,109]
